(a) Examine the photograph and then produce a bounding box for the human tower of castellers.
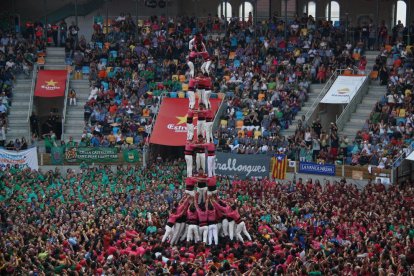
[162,33,252,246]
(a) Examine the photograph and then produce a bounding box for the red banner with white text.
[150,98,221,146]
[34,70,67,97]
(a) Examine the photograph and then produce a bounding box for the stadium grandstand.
[0,0,414,275]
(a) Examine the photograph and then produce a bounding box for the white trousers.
[162,225,174,242]
[199,225,209,244]
[185,155,193,177]
[207,155,215,177]
[187,61,194,78]
[236,221,252,243]
[201,60,212,75]
[228,220,235,240]
[180,224,188,241]
[197,187,207,204]
[187,123,194,141]
[202,90,212,109]
[197,119,205,138]
[221,218,229,237]
[196,89,203,105]
[207,190,217,196]
[171,222,184,245]
[69,98,77,105]
[208,224,218,245]
[187,224,200,242]
[196,152,205,172]
[185,190,195,197]
[205,121,214,143]
[187,90,195,109]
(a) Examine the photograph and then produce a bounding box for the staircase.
[340,84,387,139]
[7,79,32,142]
[282,83,325,137]
[45,47,66,67]
[63,79,90,141]
[365,50,378,73]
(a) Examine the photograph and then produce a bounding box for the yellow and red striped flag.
[272,154,288,180]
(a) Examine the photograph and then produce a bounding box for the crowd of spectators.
[346,42,414,168]
[62,12,372,161]
[0,23,42,150]
[1,161,413,274]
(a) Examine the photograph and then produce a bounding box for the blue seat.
[96,42,103,49]
[100,58,108,66]
[82,66,90,75]
[235,111,243,120]
[170,92,178,98]
[234,60,241,68]
[396,117,406,125]
[226,91,235,98]
[109,50,118,58]
[102,81,109,91]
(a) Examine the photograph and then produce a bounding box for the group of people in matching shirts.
[161,33,252,246]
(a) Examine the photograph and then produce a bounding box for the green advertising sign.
[122,149,140,163]
[51,146,64,165]
[65,147,118,163]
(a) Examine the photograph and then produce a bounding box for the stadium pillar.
[135,0,139,39]
[75,0,78,27]
[375,0,379,49]
[43,0,47,37]
[284,0,287,40]
[408,0,411,45]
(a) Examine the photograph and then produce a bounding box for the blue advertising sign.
[298,162,336,176]
[215,152,270,179]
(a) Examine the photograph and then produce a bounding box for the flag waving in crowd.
[272,154,288,180]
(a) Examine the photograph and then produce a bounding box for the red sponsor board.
[34,70,67,97]
[150,98,221,146]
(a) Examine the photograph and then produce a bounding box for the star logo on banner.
[45,79,58,87]
[176,115,188,125]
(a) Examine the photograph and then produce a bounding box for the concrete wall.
[297,0,407,29]
[4,0,414,29]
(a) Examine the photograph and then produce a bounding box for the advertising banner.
[65,147,118,163]
[0,147,39,170]
[150,98,221,146]
[122,149,140,163]
[321,76,367,104]
[215,152,270,179]
[298,162,336,176]
[34,70,67,97]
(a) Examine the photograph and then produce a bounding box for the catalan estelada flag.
[272,154,287,180]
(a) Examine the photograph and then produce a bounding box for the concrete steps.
[340,85,387,139]
[282,83,325,137]
[62,79,90,140]
[6,79,32,142]
[45,47,66,66]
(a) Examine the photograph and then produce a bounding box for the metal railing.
[26,64,38,126]
[392,143,413,169]
[303,70,339,126]
[335,75,370,131]
[61,69,71,141]
[145,91,168,145]
[212,94,227,133]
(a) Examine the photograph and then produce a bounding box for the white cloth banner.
[0,147,39,170]
[405,150,414,161]
[321,76,367,104]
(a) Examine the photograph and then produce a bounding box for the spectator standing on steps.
[69,22,79,50]
[29,112,39,137]
[59,20,67,46]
